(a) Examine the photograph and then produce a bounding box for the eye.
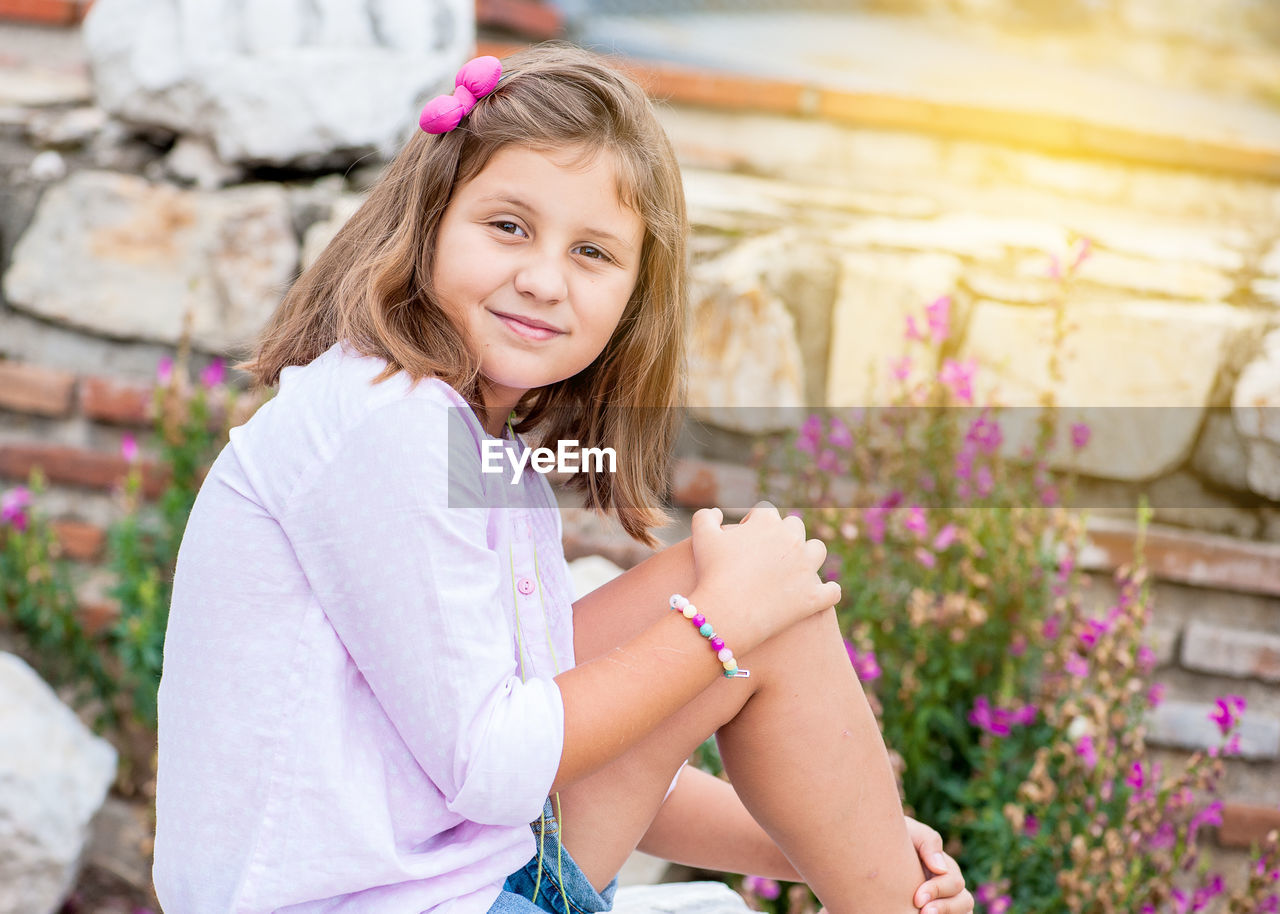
[575,244,613,263]
[490,220,527,237]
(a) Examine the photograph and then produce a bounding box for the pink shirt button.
[517,578,535,595]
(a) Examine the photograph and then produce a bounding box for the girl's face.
[432,143,645,430]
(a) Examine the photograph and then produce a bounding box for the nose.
[513,250,568,305]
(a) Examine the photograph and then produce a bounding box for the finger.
[744,500,779,523]
[802,537,827,570]
[921,888,973,914]
[782,512,807,542]
[914,829,947,874]
[820,579,842,608]
[915,867,964,909]
[691,507,724,536]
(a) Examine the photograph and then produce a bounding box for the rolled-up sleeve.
[280,395,563,827]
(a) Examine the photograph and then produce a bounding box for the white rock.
[83,0,472,166]
[28,150,66,182]
[1232,327,1280,500]
[301,193,368,270]
[26,106,109,147]
[164,136,244,190]
[0,652,118,914]
[612,882,752,914]
[687,232,810,433]
[3,170,298,353]
[567,555,625,601]
[964,299,1260,480]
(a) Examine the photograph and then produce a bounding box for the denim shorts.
[487,798,619,914]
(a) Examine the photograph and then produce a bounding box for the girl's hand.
[905,817,973,914]
[687,504,840,653]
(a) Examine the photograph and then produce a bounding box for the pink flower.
[914,546,937,569]
[968,697,1036,737]
[1209,695,1246,735]
[931,524,957,552]
[1042,614,1062,641]
[1078,617,1110,650]
[1070,422,1091,450]
[904,505,928,538]
[121,433,139,464]
[990,896,1011,914]
[939,358,977,405]
[1064,654,1088,677]
[1072,237,1093,270]
[1,486,32,532]
[975,883,998,905]
[1075,734,1098,770]
[975,466,994,498]
[1188,801,1224,845]
[816,449,840,473]
[844,641,882,682]
[1023,814,1039,837]
[865,506,887,545]
[828,417,854,449]
[1136,645,1157,674]
[796,414,822,455]
[1125,761,1145,791]
[156,356,174,386]
[890,355,912,382]
[1147,682,1166,708]
[905,314,926,342]
[1039,485,1059,507]
[966,414,1003,455]
[925,295,951,344]
[200,358,226,389]
[743,876,781,900]
[954,446,974,482]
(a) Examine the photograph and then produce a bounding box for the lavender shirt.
[153,342,578,913]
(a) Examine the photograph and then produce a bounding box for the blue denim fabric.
[487,799,619,914]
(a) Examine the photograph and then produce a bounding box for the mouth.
[490,310,566,342]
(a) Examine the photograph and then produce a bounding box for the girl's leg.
[555,537,919,914]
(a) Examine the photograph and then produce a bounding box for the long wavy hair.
[240,43,688,545]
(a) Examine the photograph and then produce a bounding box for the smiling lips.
[491,310,565,342]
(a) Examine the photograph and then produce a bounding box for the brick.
[79,375,153,426]
[1080,517,1280,599]
[1219,802,1280,849]
[0,442,167,498]
[76,599,118,637]
[50,519,105,561]
[670,458,764,514]
[1182,619,1280,683]
[0,0,87,25]
[475,0,562,40]
[1146,700,1280,760]
[0,360,75,417]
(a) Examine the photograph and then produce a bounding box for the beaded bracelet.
[669,593,750,678]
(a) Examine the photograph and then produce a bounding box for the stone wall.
[1,6,1279,894]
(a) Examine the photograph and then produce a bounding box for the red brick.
[476,0,562,39]
[0,360,76,417]
[77,599,118,637]
[0,442,167,497]
[1218,803,1280,849]
[0,0,84,25]
[79,375,153,426]
[51,519,105,561]
[1082,517,1280,598]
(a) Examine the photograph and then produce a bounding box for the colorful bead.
[668,593,748,681]
[717,647,733,662]
[723,669,736,678]
[710,636,725,651]
[691,614,706,628]
[722,658,738,672]
[682,604,697,619]
[669,594,687,610]
[699,622,714,637]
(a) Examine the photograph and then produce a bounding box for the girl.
[152,44,973,914]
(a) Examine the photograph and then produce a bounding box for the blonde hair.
[240,43,688,546]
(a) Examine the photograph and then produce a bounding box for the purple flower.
[925,295,951,344]
[1209,695,1246,735]
[844,641,882,682]
[954,445,975,482]
[1136,645,1157,674]
[1191,874,1224,912]
[1188,801,1224,845]
[1039,485,1059,507]
[914,546,937,569]
[865,506,887,545]
[1023,814,1039,837]
[1070,422,1091,450]
[904,505,928,539]
[1064,654,1088,677]
[816,449,840,473]
[200,358,226,389]
[931,524,958,552]
[1042,614,1062,641]
[1126,761,1145,791]
[890,355,912,382]
[743,876,780,900]
[1147,682,1166,709]
[1075,734,1098,770]
[975,466,994,498]
[990,896,1011,914]
[156,355,174,386]
[796,414,822,455]
[939,358,977,405]
[121,433,139,464]
[966,413,1003,454]
[1,486,32,532]
[828,417,854,449]
[968,697,1036,737]
[975,883,998,905]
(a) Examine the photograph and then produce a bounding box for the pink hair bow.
[419,56,503,134]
